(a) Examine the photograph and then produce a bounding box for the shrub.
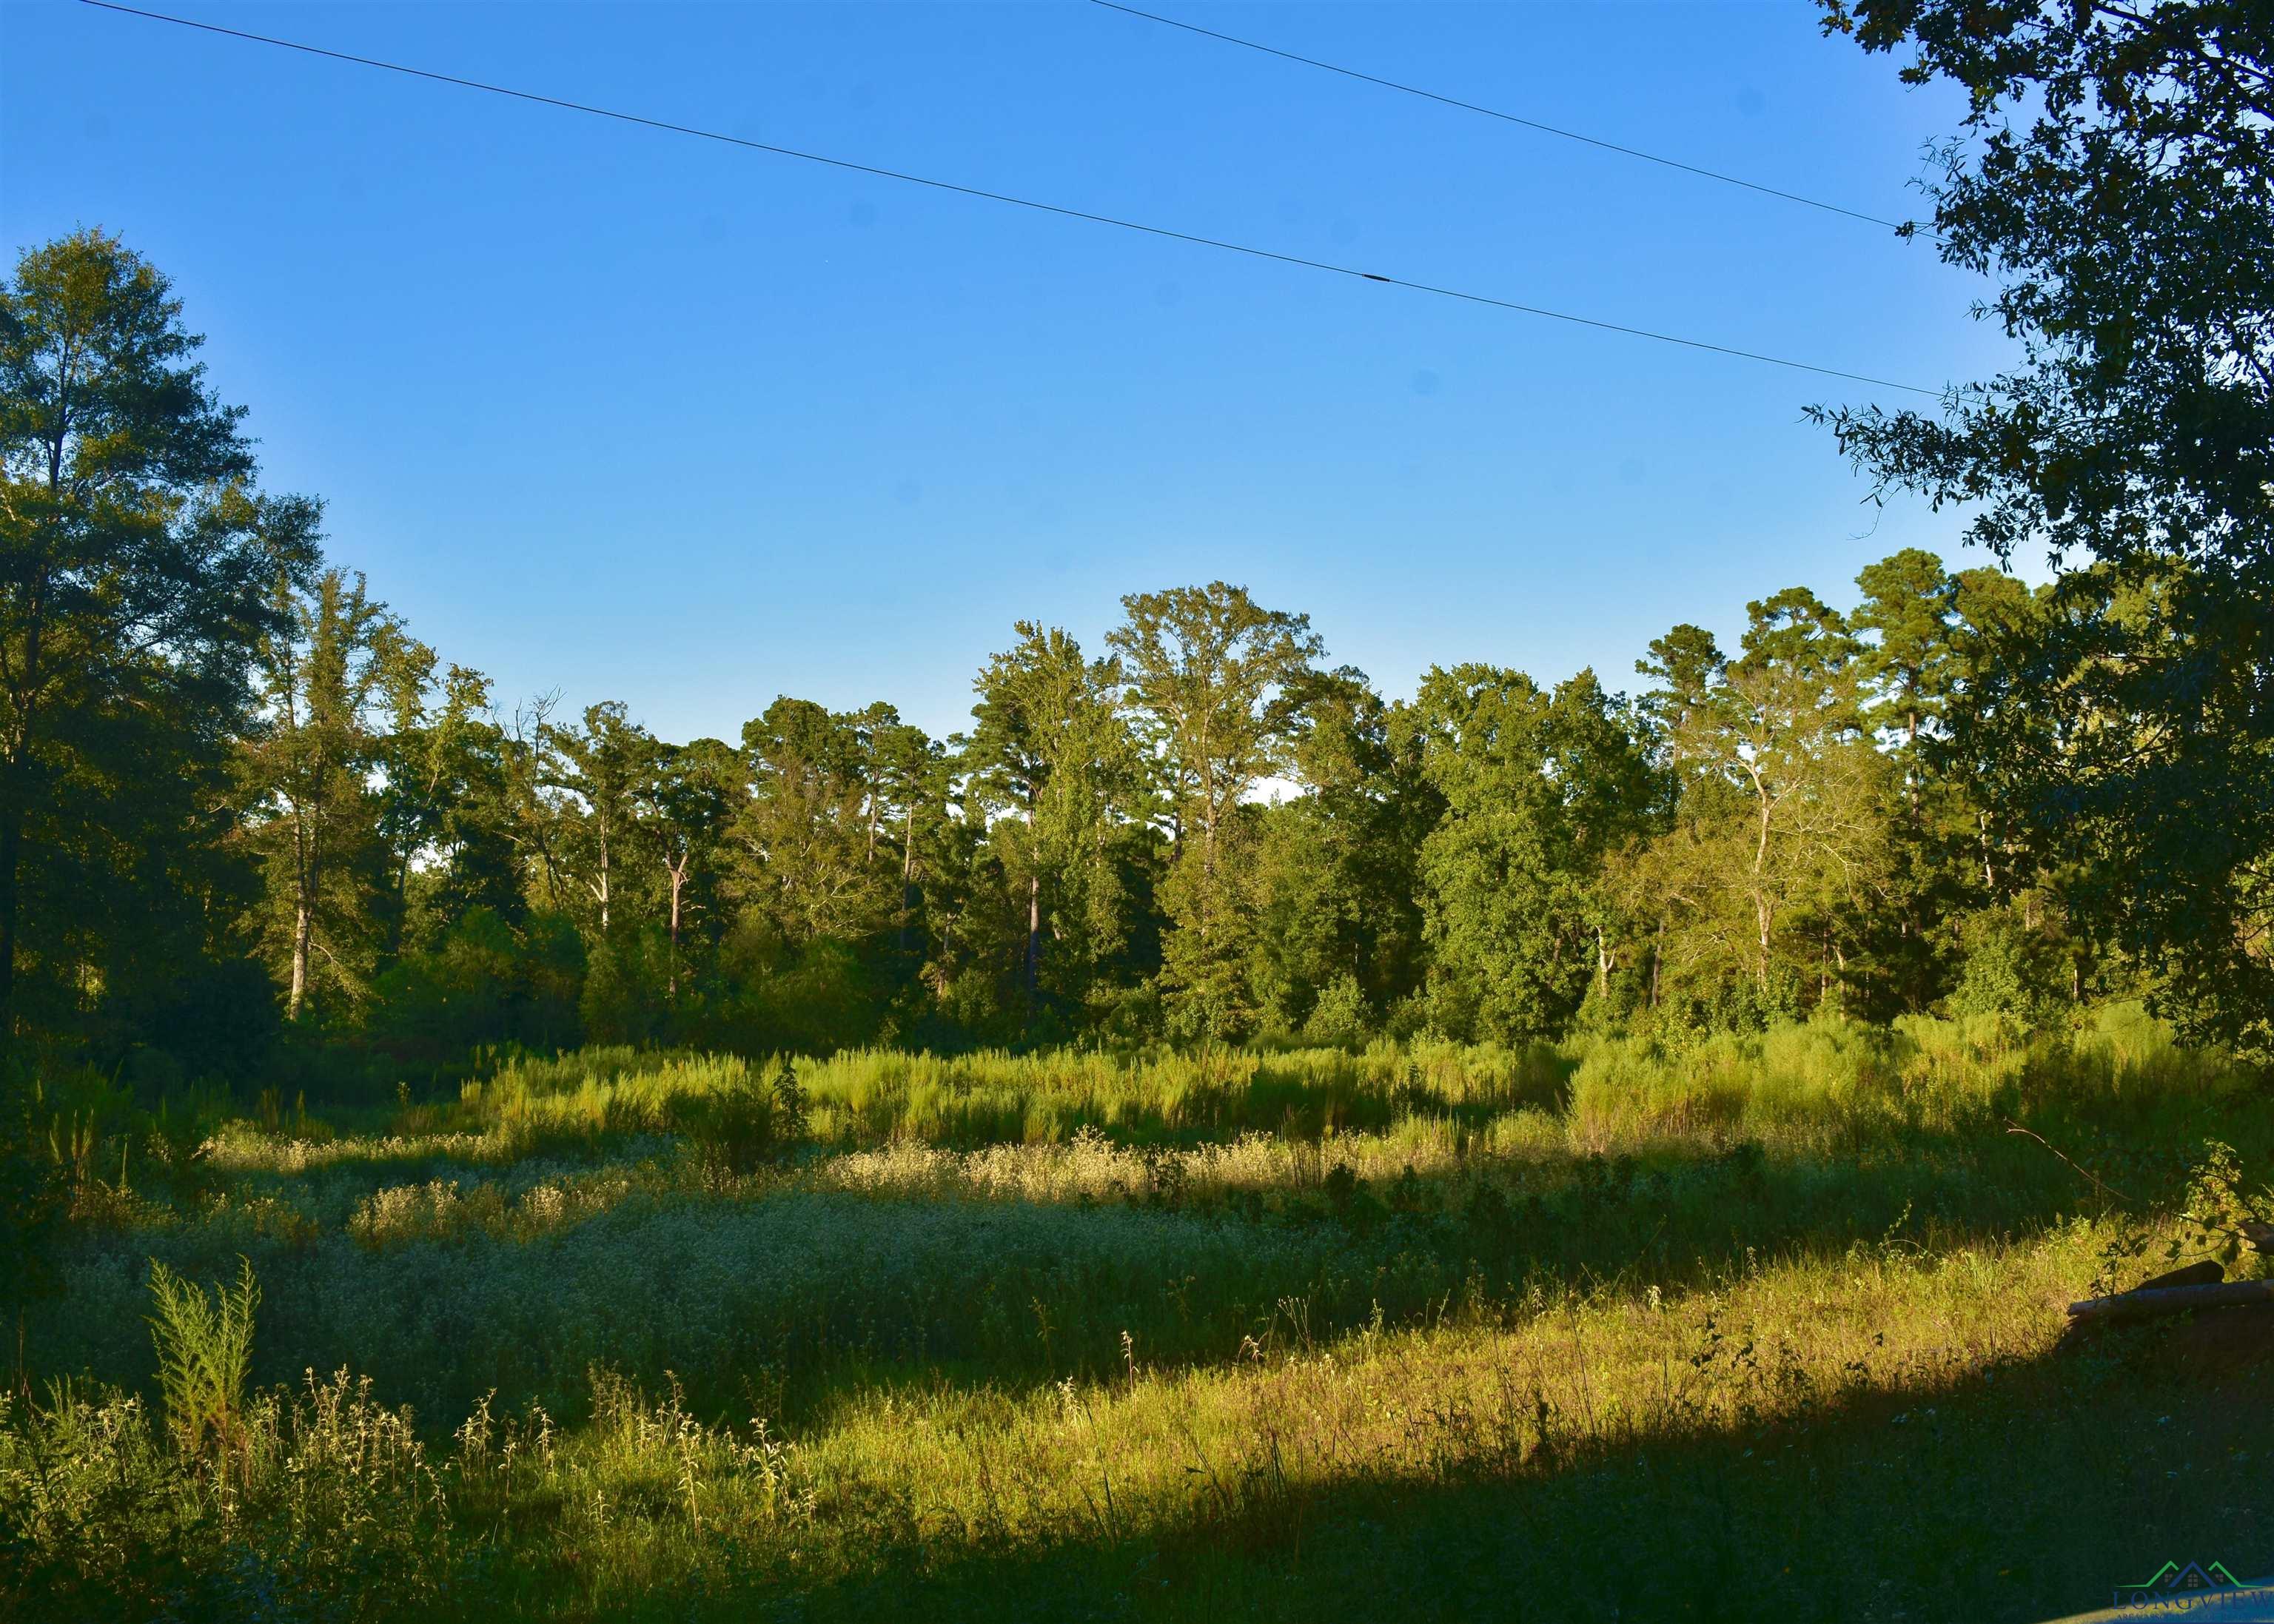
[1303,974,1373,1050]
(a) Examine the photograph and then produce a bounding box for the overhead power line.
[79,1,1942,399]
[1087,0,1939,241]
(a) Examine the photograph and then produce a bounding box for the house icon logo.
[2113,1560,2274,1619]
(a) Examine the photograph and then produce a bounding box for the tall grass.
[457,1038,1574,1150]
[25,1017,2266,1433]
[1566,1003,2239,1147]
[7,1218,2267,1623]
[417,1004,2244,1163]
[6,1010,2267,1620]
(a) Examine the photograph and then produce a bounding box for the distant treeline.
[3,228,2268,1087]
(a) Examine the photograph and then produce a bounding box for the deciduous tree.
[1109,583,1321,1039]
[1817,0,2274,1049]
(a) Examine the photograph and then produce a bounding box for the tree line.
[7,228,2265,1087]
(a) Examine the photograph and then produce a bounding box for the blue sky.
[4,0,2018,744]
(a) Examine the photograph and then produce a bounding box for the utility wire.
[79,1,1942,399]
[1088,0,1939,241]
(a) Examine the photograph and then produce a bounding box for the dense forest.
[2,224,2267,1093]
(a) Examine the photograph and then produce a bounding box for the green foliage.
[241,568,425,1023]
[0,1369,449,1622]
[1246,671,1432,1038]
[3,1022,2267,1623]
[0,228,318,1050]
[1301,973,1372,1050]
[1947,908,2066,1024]
[727,698,898,948]
[967,622,1150,1017]
[1817,0,2274,1053]
[677,1058,808,1175]
[0,232,2208,1068]
[1110,583,1324,1040]
[144,1257,259,1472]
[580,930,668,1047]
[1409,664,1657,1042]
[2174,1138,2274,1278]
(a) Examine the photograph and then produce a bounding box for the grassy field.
[6,1005,2272,1621]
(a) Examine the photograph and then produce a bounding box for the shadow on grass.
[36,1084,2274,1439]
[691,1313,2274,1624]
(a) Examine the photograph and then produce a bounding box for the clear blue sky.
[4,0,2017,744]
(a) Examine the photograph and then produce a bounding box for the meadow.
[5,1006,2271,1622]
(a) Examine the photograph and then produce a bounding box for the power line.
[1087,0,1939,241]
[79,0,1942,399]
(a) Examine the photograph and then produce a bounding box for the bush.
[1302,974,1373,1050]
[1948,910,2066,1024]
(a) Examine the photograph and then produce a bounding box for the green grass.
[4,1007,2270,1621]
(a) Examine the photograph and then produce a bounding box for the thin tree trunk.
[899,810,918,954]
[665,854,686,1002]
[289,901,312,1020]
[597,822,610,933]
[1749,761,1773,989]
[288,799,318,1021]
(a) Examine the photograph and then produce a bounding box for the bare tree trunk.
[1904,705,1919,810]
[1748,762,1774,990]
[1025,870,1041,994]
[288,804,317,1021]
[665,853,687,1002]
[899,811,918,954]
[2067,1281,2274,1324]
[289,901,312,1020]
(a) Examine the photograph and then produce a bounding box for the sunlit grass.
[7,1009,2269,1620]
[10,1216,2269,1621]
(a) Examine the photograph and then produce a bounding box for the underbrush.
[440,1003,2245,1152]
[7,1219,2267,1623]
[7,1010,2268,1620]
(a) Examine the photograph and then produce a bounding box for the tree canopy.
[1817,0,2274,1050]
[3,191,2266,1073]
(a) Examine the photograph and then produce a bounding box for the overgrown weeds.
[3,1017,2267,1620]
